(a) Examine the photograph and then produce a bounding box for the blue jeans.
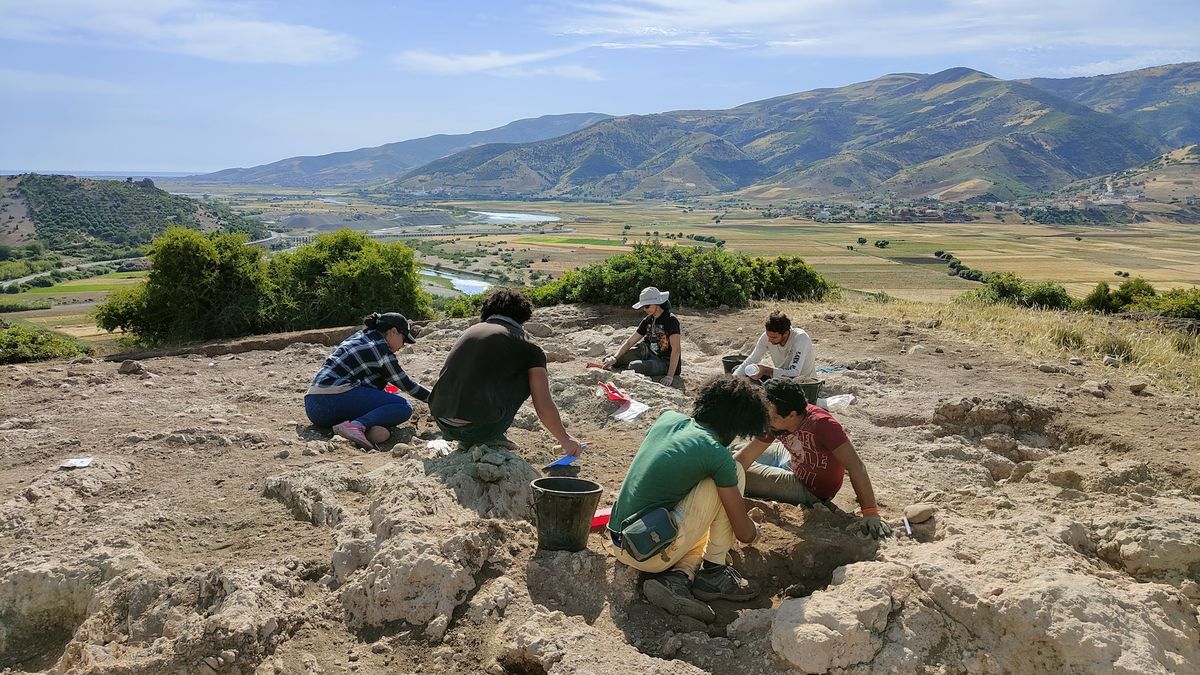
[304,387,414,429]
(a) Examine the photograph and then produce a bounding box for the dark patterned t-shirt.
[636,313,681,369]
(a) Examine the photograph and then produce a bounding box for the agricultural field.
[5,271,147,351]
[434,200,1200,301]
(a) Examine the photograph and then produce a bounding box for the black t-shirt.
[429,318,548,425]
[637,313,682,369]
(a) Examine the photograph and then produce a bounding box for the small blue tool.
[542,455,578,471]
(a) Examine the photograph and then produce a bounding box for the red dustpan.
[591,506,612,530]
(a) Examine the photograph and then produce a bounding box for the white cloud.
[552,0,1200,59]
[1049,51,1200,77]
[0,68,131,94]
[497,64,604,81]
[392,46,600,79]
[0,0,357,65]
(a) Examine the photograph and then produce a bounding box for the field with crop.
[437,200,1200,301]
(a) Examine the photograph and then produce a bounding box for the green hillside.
[1023,63,1200,147]
[390,66,1168,201]
[14,174,265,257]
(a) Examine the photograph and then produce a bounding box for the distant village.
[703,176,1198,225]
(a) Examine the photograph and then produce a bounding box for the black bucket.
[722,354,747,374]
[531,477,602,552]
[797,378,824,404]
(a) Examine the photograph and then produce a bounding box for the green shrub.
[1094,334,1134,361]
[0,323,91,364]
[267,230,430,332]
[434,293,485,319]
[1023,281,1074,310]
[1081,281,1118,313]
[1130,287,1200,320]
[95,228,431,344]
[1112,277,1156,308]
[1050,326,1085,350]
[524,242,831,309]
[96,227,274,343]
[957,272,1073,310]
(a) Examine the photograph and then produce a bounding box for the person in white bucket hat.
[602,286,682,386]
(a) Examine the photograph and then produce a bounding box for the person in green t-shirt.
[609,376,768,623]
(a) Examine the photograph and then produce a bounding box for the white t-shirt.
[734,328,815,379]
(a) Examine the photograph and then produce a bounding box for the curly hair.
[764,311,791,334]
[480,286,534,324]
[763,377,809,417]
[691,375,768,445]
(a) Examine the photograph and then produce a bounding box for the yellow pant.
[613,463,746,579]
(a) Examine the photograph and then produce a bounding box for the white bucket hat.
[632,286,669,308]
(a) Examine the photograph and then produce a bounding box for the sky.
[2,0,1198,173]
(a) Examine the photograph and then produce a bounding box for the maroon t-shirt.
[759,404,851,500]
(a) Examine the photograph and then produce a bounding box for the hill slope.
[1023,62,1200,148]
[1,174,265,257]
[392,67,1171,201]
[182,113,612,188]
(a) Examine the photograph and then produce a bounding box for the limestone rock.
[904,503,936,524]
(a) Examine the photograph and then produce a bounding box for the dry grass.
[830,297,1200,394]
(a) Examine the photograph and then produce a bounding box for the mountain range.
[185,63,1200,202]
[184,113,612,188]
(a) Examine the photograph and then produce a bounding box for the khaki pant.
[612,463,745,579]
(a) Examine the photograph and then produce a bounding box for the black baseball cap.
[377,312,417,343]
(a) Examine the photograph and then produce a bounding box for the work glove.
[660,375,675,386]
[860,514,892,539]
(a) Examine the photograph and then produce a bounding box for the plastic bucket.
[722,354,747,374]
[797,378,824,404]
[531,477,603,552]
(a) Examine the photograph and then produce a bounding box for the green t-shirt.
[609,410,739,532]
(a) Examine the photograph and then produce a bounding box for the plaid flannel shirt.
[311,329,429,401]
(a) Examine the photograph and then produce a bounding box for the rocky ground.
[1,302,1198,674]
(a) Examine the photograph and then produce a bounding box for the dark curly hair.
[764,311,791,334]
[763,377,809,418]
[480,286,534,324]
[691,375,768,446]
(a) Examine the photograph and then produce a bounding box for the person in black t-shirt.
[430,287,586,454]
[603,286,682,387]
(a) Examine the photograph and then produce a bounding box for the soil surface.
[1,302,1198,674]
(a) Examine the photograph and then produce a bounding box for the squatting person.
[304,311,428,451]
[608,376,767,623]
[429,287,585,455]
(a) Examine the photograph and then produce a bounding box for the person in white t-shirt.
[732,311,815,381]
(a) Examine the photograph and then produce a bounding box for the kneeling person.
[609,376,767,622]
[736,378,891,539]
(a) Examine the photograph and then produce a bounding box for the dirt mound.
[1,303,1198,673]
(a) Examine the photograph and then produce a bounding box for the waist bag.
[619,507,679,562]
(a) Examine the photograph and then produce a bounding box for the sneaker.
[642,570,715,623]
[333,421,376,450]
[691,564,760,602]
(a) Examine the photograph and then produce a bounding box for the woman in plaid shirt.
[304,312,428,450]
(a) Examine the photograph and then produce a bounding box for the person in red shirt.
[733,378,891,539]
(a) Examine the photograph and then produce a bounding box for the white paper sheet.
[612,399,650,421]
